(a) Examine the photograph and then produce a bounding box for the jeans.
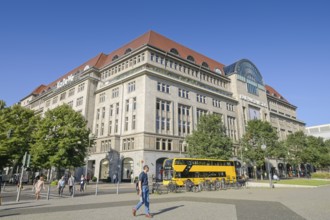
[135,185,150,214]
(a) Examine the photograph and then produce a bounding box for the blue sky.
[0,0,329,126]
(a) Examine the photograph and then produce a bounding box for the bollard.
[95,180,98,196]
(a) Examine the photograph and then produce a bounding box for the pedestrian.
[68,174,75,196]
[80,175,85,192]
[57,176,65,197]
[131,172,134,184]
[113,174,117,184]
[86,173,90,185]
[35,176,45,200]
[132,165,152,218]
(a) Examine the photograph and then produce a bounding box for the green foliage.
[285,131,330,170]
[241,120,279,168]
[311,172,330,179]
[51,180,58,186]
[31,104,91,169]
[0,101,39,169]
[92,176,97,182]
[186,114,233,159]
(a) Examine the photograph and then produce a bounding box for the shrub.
[51,180,58,186]
[92,176,97,182]
[311,172,330,179]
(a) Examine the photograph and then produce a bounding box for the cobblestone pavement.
[1,183,330,220]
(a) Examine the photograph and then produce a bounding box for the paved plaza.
[1,183,330,220]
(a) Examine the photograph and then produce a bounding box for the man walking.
[68,174,75,196]
[132,165,152,218]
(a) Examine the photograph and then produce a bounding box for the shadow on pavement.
[2,204,48,211]
[152,205,185,216]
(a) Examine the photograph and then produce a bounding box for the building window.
[60,92,66,101]
[157,82,170,93]
[156,99,171,132]
[133,97,137,110]
[115,119,119,133]
[46,100,50,107]
[178,104,191,136]
[212,99,221,108]
[227,116,237,141]
[52,96,58,104]
[178,88,189,99]
[247,83,259,96]
[102,107,106,119]
[123,138,134,151]
[128,81,136,93]
[126,99,129,112]
[125,117,129,131]
[76,97,83,106]
[156,138,172,151]
[99,92,106,103]
[78,83,85,92]
[201,62,209,69]
[67,101,73,107]
[96,109,100,120]
[197,94,207,103]
[68,88,75,97]
[116,103,119,115]
[108,121,112,135]
[187,55,195,63]
[101,123,104,136]
[112,87,119,98]
[170,48,179,55]
[226,103,234,112]
[95,124,99,137]
[197,108,207,121]
[109,105,113,117]
[132,115,136,130]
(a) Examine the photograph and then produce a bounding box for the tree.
[240,120,279,178]
[31,104,91,172]
[285,131,307,177]
[0,102,39,170]
[186,114,233,159]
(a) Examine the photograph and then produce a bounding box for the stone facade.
[21,31,305,181]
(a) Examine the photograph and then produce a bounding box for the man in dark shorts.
[132,165,152,218]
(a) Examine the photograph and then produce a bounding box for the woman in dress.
[35,176,45,200]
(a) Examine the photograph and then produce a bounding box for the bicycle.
[167,181,178,193]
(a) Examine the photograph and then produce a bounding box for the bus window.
[163,170,173,180]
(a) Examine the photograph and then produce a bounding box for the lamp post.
[261,144,273,188]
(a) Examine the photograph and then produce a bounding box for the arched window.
[214,68,222,74]
[125,48,132,54]
[112,55,119,61]
[170,48,179,56]
[187,55,195,63]
[201,62,209,69]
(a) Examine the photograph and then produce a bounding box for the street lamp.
[261,144,273,188]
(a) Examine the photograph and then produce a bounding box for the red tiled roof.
[31,84,47,95]
[265,85,289,103]
[31,30,226,96]
[102,30,225,72]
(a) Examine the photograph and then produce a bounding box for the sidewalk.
[1,184,330,220]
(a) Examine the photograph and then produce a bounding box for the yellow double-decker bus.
[162,158,237,186]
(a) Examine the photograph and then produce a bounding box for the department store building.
[20,31,305,181]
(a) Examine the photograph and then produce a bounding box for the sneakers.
[145,213,153,218]
[132,208,136,216]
